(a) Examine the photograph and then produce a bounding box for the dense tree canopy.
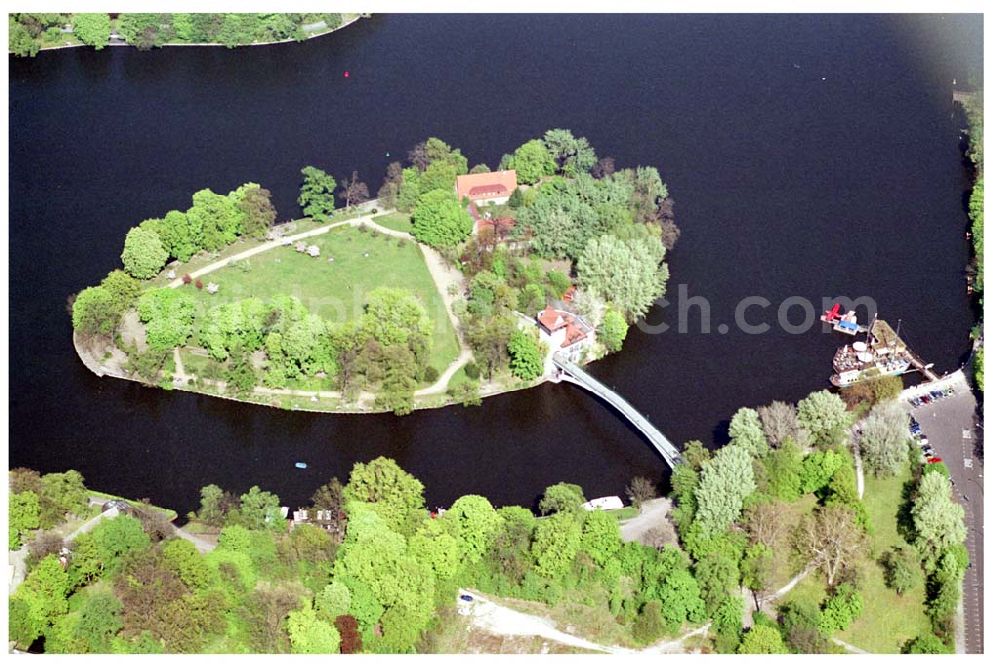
[796,391,851,449]
[121,227,168,279]
[72,13,111,48]
[411,189,469,248]
[576,232,668,321]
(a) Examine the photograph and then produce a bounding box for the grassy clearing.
[421,606,596,654]
[501,585,640,649]
[373,211,414,234]
[180,225,460,373]
[778,474,930,653]
[609,506,640,521]
[835,473,930,653]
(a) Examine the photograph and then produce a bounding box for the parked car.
[910,397,923,408]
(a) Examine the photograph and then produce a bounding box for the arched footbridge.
[552,353,683,469]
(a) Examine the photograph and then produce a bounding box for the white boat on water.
[581,496,625,511]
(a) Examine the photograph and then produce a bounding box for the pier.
[552,353,683,468]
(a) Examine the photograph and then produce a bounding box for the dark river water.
[9,14,982,516]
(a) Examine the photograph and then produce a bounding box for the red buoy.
[344,70,350,78]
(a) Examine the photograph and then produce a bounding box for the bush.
[464,362,482,380]
[633,600,666,643]
[182,273,192,284]
[423,366,440,383]
[195,278,204,289]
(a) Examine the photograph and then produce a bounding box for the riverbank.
[19,14,365,56]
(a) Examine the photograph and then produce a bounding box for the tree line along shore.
[9,13,365,57]
[9,382,966,654]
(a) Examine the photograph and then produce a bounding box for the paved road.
[907,374,982,654]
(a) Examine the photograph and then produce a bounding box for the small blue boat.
[295,462,308,469]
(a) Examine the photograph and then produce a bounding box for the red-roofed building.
[456,170,518,205]
[536,304,595,362]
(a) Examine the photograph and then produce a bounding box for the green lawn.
[780,473,930,654]
[181,225,460,374]
[836,473,930,653]
[373,211,414,234]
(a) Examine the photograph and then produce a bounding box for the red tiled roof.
[562,321,588,348]
[456,170,518,201]
[538,305,569,332]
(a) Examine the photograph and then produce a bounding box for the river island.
[71,131,678,415]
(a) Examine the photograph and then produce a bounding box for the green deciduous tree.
[187,188,245,251]
[576,233,669,322]
[694,445,756,535]
[531,509,582,579]
[796,391,851,449]
[599,308,628,352]
[233,485,285,532]
[580,510,622,567]
[411,189,469,248]
[912,471,966,564]
[510,139,557,184]
[507,328,544,380]
[315,580,352,624]
[859,401,910,477]
[73,13,111,48]
[298,166,338,218]
[903,634,951,653]
[880,544,921,595]
[76,591,124,653]
[443,495,503,565]
[235,183,277,238]
[763,440,804,501]
[738,624,788,654]
[343,457,426,535]
[136,288,196,351]
[121,226,168,279]
[538,482,585,515]
[799,449,848,495]
[287,605,340,653]
[729,407,768,457]
[9,490,41,550]
[407,518,460,581]
[39,470,89,527]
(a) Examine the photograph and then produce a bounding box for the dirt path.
[831,637,869,654]
[459,588,707,654]
[618,497,673,543]
[364,217,474,393]
[459,589,629,654]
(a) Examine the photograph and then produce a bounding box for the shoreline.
[17,15,363,57]
[74,328,548,415]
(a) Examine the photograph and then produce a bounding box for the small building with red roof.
[455,170,518,205]
[536,304,595,363]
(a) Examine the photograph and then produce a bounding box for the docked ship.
[830,318,912,387]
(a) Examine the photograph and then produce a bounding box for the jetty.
[552,353,683,469]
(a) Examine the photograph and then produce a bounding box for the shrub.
[195,278,204,289]
[423,366,440,383]
[633,600,666,643]
[464,362,482,380]
[182,273,192,284]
